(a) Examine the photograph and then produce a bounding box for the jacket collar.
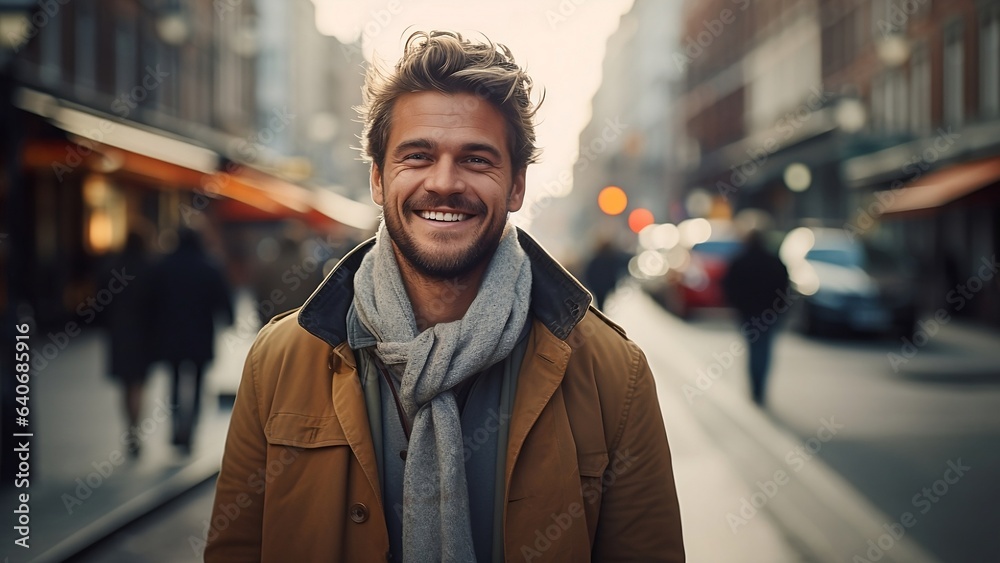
[297,227,592,346]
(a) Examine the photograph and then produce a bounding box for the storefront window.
[83,174,126,254]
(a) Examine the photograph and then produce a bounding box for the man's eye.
[465,156,490,165]
[404,153,429,161]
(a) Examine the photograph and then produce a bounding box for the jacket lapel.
[330,342,383,506]
[505,320,571,487]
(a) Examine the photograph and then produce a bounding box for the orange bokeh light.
[628,208,655,233]
[598,186,628,216]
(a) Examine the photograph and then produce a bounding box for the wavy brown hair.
[359,30,542,173]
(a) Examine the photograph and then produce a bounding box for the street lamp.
[156,10,191,46]
[784,163,812,192]
[876,34,911,68]
[0,5,29,61]
[835,97,867,134]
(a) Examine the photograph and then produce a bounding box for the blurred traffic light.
[628,208,654,233]
[598,186,628,215]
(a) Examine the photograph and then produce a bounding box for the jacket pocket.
[578,451,609,505]
[578,451,609,478]
[579,450,609,537]
[264,412,348,448]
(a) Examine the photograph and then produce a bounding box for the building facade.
[677,0,1000,324]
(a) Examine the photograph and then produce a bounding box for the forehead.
[388,91,509,153]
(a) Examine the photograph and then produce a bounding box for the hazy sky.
[311,0,635,227]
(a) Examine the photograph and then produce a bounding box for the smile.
[418,210,470,222]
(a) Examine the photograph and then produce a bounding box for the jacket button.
[349,502,369,523]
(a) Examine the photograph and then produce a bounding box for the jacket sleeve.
[592,343,685,562]
[204,342,267,562]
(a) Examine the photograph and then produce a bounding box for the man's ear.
[370,163,385,206]
[507,167,527,212]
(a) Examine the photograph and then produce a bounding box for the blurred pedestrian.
[584,238,630,310]
[722,230,789,406]
[102,232,156,457]
[154,229,233,452]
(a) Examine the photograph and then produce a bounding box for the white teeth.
[420,211,468,222]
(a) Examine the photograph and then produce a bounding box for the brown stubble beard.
[383,192,507,280]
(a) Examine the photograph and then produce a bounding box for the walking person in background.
[102,232,156,457]
[154,228,233,453]
[722,230,790,407]
[583,236,631,311]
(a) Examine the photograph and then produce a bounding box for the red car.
[661,239,742,318]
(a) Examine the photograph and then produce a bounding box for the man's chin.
[406,250,484,279]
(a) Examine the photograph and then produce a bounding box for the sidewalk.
[599,287,806,562]
[604,284,941,563]
[0,292,257,563]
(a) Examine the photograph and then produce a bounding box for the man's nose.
[423,159,467,195]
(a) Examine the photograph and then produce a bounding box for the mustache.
[403,195,487,216]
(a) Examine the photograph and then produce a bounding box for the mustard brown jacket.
[204,231,685,562]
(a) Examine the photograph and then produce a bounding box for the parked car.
[641,220,742,318]
[779,227,917,336]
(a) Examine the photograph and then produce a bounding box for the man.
[722,230,790,406]
[205,31,684,562]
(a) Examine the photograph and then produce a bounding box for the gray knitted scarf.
[353,222,532,562]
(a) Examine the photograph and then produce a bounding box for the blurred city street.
[0,293,252,563]
[608,285,1000,563]
[3,286,993,562]
[2,0,999,561]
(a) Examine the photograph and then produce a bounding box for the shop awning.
[879,156,1000,215]
[16,87,378,231]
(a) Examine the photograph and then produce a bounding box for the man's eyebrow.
[392,138,436,155]
[391,139,504,162]
[461,142,503,162]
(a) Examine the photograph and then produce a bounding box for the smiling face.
[371,91,526,280]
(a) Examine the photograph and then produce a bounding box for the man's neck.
[392,248,488,332]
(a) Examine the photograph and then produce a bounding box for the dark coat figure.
[153,229,233,450]
[722,231,790,406]
[104,233,156,381]
[584,240,630,311]
[102,232,156,456]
